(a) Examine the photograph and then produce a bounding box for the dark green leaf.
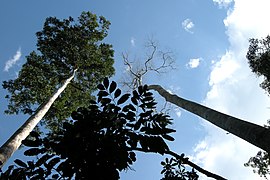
[52,174,59,179]
[117,94,130,105]
[114,88,121,99]
[97,84,105,90]
[14,159,28,168]
[109,81,117,93]
[46,157,60,170]
[22,139,41,147]
[103,77,109,89]
[29,131,40,139]
[131,97,138,105]
[100,98,111,105]
[138,86,144,95]
[24,148,42,156]
[132,90,139,99]
[36,154,53,167]
[97,90,109,97]
[161,169,166,174]
[162,134,175,141]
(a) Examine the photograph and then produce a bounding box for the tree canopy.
[246,35,270,95]
[245,35,270,179]
[2,11,115,131]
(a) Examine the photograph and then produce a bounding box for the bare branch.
[121,38,176,90]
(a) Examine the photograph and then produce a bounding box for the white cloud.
[4,48,22,72]
[213,0,233,8]
[192,0,270,179]
[182,19,194,33]
[174,107,182,117]
[130,37,136,47]
[186,58,201,69]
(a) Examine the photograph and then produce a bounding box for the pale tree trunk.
[0,69,77,169]
[148,84,270,153]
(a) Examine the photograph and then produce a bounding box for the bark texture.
[0,69,77,169]
[148,84,270,153]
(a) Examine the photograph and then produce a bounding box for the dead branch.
[121,39,176,90]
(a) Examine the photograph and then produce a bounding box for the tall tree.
[244,35,270,178]
[147,84,270,153]
[0,12,114,168]
[123,39,270,153]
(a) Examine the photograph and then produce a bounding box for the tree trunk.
[148,84,270,153]
[0,69,77,169]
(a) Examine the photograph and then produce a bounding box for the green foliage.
[246,35,270,178]
[160,156,198,180]
[245,151,270,179]
[2,12,114,131]
[0,79,176,179]
[246,35,270,95]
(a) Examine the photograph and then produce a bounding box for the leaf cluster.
[160,156,198,180]
[1,78,175,179]
[247,35,270,95]
[2,11,115,131]
[245,150,270,179]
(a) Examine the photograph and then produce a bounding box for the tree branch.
[130,147,227,180]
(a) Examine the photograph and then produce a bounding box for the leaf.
[132,90,139,99]
[24,148,42,156]
[97,90,109,97]
[142,96,153,102]
[114,88,121,99]
[117,94,130,105]
[162,128,176,134]
[161,169,166,174]
[97,84,105,90]
[22,139,41,147]
[109,81,117,93]
[46,157,61,170]
[100,98,111,105]
[131,97,138,105]
[52,174,59,179]
[14,159,27,168]
[138,86,144,95]
[134,121,141,131]
[29,131,40,139]
[36,154,53,167]
[161,134,175,141]
[103,77,109,89]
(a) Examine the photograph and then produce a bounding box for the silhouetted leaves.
[117,94,130,105]
[109,81,117,93]
[1,78,178,180]
[160,157,199,180]
[14,159,27,168]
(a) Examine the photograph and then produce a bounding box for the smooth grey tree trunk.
[148,84,270,153]
[0,69,77,169]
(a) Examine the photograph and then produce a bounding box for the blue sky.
[1,0,270,179]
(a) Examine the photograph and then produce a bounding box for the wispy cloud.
[192,0,270,179]
[4,48,22,72]
[213,0,233,8]
[186,58,201,69]
[130,37,136,47]
[182,19,194,33]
